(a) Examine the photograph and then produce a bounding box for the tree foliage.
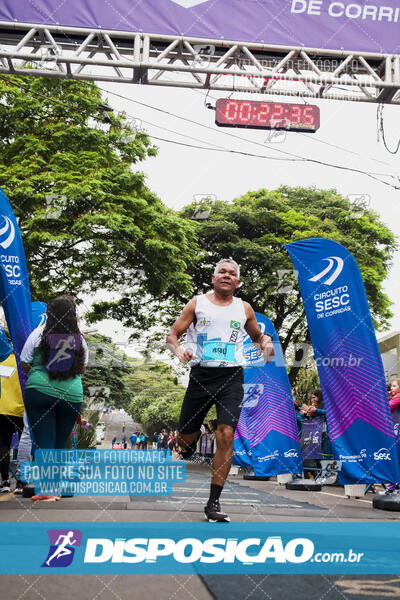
[126,360,184,433]
[83,334,132,409]
[293,368,320,406]
[83,335,186,433]
[0,75,197,326]
[180,186,396,381]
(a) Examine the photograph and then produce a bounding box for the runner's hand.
[259,336,274,363]
[176,347,197,364]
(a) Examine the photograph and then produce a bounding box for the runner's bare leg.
[211,424,234,486]
[176,431,199,450]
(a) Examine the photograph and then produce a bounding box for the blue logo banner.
[286,238,400,485]
[0,187,33,389]
[1,522,400,574]
[31,301,47,329]
[234,313,302,476]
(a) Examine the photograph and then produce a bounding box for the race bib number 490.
[202,341,236,362]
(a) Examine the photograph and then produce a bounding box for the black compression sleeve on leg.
[208,483,223,504]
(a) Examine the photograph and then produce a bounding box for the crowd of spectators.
[112,429,149,449]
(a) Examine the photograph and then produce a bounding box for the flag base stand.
[277,473,293,485]
[344,484,366,498]
[372,494,400,511]
[286,478,322,492]
[22,485,35,498]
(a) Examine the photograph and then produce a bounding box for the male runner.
[166,259,274,522]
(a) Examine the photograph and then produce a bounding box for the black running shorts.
[178,366,244,434]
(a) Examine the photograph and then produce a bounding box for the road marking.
[154,498,306,507]
[268,480,373,504]
[155,498,263,504]
[319,490,372,504]
[171,487,260,496]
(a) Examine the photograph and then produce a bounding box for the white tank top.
[186,294,247,367]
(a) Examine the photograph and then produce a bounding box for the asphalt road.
[1,409,400,599]
[102,407,141,448]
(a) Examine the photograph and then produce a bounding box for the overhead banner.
[2,0,400,54]
[233,313,302,477]
[286,238,400,485]
[0,187,33,388]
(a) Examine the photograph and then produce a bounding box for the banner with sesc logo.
[233,313,302,476]
[0,187,33,389]
[286,238,400,485]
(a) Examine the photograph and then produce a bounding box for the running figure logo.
[46,334,81,373]
[42,529,82,568]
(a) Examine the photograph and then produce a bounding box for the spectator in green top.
[20,295,88,451]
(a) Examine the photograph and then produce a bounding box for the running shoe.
[0,480,11,493]
[14,481,26,495]
[204,500,230,522]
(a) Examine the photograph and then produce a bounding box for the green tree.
[125,358,218,433]
[137,393,183,434]
[83,334,132,409]
[180,186,396,382]
[293,368,320,406]
[0,75,197,326]
[126,360,184,433]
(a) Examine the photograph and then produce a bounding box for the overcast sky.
[84,80,400,351]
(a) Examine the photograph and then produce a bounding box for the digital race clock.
[215,99,320,132]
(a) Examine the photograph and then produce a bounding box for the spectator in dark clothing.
[293,399,304,434]
[168,431,175,452]
[302,388,332,478]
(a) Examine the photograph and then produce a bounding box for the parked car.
[96,427,105,440]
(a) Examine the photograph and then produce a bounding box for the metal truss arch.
[0,22,399,103]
